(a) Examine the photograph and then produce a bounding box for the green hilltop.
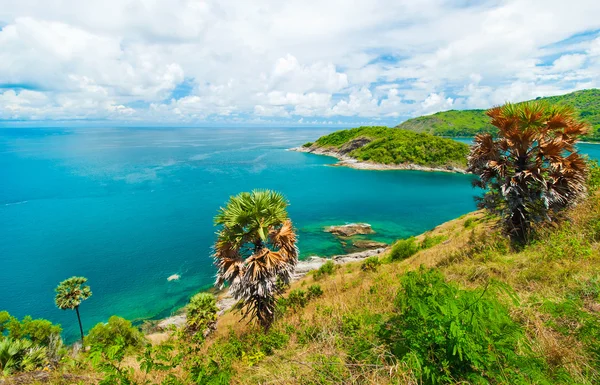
[304,126,470,169]
[396,88,600,140]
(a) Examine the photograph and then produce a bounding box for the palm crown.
[55,277,92,310]
[213,190,298,329]
[468,101,589,242]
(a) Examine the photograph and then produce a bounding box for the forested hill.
[396,88,600,140]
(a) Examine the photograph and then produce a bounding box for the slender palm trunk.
[75,306,84,344]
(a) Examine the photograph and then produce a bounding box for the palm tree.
[468,101,589,243]
[54,276,92,344]
[213,190,298,330]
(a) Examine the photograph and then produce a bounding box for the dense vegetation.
[397,89,600,140]
[308,126,470,168]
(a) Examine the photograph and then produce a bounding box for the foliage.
[313,260,336,280]
[309,126,469,168]
[54,276,92,310]
[396,89,600,140]
[213,190,299,330]
[186,293,218,341]
[390,237,418,261]
[280,285,323,311]
[3,315,62,346]
[85,316,145,351]
[421,234,447,249]
[360,256,382,272]
[587,158,600,191]
[469,101,589,243]
[0,338,48,375]
[0,312,9,334]
[379,268,545,385]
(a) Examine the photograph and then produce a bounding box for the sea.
[1,126,599,342]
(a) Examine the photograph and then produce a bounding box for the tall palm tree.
[468,101,589,243]
[54,276,92,344]
[213,190,298,330]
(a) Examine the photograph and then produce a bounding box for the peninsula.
[292,126,470,173]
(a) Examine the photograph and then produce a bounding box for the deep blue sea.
[1,127,599,342]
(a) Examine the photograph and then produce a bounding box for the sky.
[1,0,600,126]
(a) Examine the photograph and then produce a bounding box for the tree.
[468,102,589,243]
[213,190,298,330]
[54,276,92,344]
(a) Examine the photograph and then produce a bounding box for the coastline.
[155,247,387,330]
[289,146,468,174]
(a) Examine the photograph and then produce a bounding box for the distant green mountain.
[396,89,600,140]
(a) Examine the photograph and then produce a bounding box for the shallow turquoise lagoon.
[1,127,597,341]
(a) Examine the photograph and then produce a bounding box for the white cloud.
[1,0,600,123]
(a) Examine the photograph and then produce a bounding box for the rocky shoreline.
[289,146,468,174]
[155,247,387,330]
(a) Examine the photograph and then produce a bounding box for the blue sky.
[1,0,600,126]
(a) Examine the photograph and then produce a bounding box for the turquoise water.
[1,127,598,342]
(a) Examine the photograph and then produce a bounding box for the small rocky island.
[291,126,469,173]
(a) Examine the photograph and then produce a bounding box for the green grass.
[396,89,600,140]
[308,126,470,168]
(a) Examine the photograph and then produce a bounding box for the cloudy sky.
[1,0,600,126]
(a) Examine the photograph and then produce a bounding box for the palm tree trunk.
[75,306,84,344]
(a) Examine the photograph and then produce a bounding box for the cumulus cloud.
[1,0,600,124]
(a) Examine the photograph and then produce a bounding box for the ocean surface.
[1,127,599,342]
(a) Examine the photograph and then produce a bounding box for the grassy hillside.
[7,189,600,384]
[196,190,600,384]
[396,89,600,140]
[306,126,470,169]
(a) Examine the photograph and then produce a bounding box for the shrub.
[306,284,324,299]
[186,292,218,340]
[85,316,145,350]
[587,158,600,192]
[463,217,476,229]
[282,285,323,312]
[420,234,446,249]
[3,313,62,346]
[389,237,418,261]
[313,260,336,280]
[302,142,313,148]
[360,256,381,272]
[379,268,545,384]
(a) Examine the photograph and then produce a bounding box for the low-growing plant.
[361,256,381,272]
[420,234,446,249]
[313,260,336,280]
[379,267,547,384]
[463,217,476,229]
[0,338,48,375]
[85,316,145,351]
[4,315,62,346]
[302,142,313,148]
[389,237,418,261]
[186,292,218,341]
[282,285,324,311]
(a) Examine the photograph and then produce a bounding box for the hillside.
[4,188,600,384]
[296,126,470,172]
[396,89,600,140]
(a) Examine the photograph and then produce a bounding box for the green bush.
[85,316,145,350]
[586,158,600,191]
[2,313,62,346]
[282,285,323,312]
[463,217,476,229]
[360,256,381,272]
[389,237,418,261]
[313,260,336,280]
[302,142,313,148]
[379,268,546,384]
[186,293,218,339]
[421,234,446,249]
